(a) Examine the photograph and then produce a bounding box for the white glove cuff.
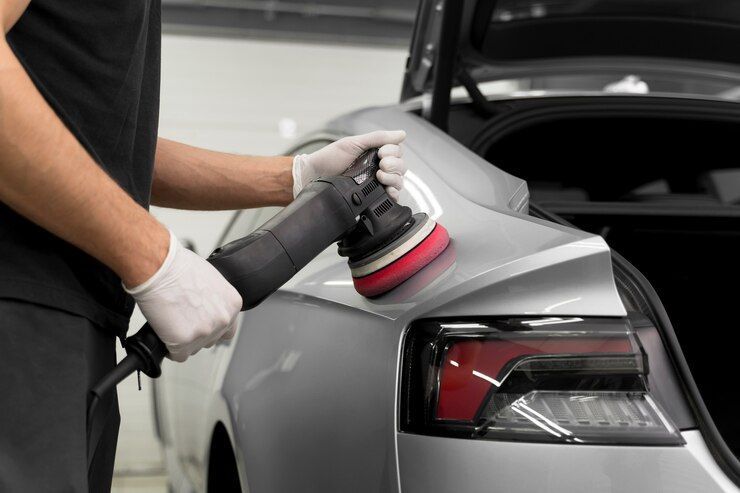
[124,229,179,296]
[292,154,308,199]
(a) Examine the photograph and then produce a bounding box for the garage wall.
[113,33,406,477]
[162,0,417,46]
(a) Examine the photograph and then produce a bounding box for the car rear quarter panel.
[223,296,401,491]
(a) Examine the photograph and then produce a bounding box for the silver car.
[154,1,740,491]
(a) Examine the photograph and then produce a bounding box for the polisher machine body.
[90,148,450,405]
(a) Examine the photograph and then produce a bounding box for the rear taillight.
[401,317,683,445]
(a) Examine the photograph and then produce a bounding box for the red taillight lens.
[437,336,633,421]
[401,317,683,445]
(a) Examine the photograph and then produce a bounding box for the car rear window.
[487,0,739,24]
[474,0,740,66]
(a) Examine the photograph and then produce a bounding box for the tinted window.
[477,0,740,66]
[489,0,739,24]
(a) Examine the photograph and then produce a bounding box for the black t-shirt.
[1,1,161,336]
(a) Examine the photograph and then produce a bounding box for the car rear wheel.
[208,423,242,493]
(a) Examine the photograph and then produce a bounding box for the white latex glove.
[124,230,242,362]
[292,130,407,200]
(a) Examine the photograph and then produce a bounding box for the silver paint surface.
[397,431,736,493]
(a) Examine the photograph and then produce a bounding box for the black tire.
[207,423,242,493]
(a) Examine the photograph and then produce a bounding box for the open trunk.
[449,95,740,461]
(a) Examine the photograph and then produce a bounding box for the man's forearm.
[0,37,169,287]
[151,138,293,210]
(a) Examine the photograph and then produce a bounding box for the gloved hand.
[124,230,242,362]
[292,130,407,200]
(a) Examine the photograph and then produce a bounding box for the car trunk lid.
[402,0,740,128]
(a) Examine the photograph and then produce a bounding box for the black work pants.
[0,299,120,492]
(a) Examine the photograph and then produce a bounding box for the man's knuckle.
[194,325,211,339]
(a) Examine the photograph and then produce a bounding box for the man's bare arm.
[152,138,294,210]
[0,7,169,287]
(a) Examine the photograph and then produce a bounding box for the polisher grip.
[122,177,362,378]
[122,322,169,378]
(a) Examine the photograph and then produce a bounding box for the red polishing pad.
[353,222,450,297]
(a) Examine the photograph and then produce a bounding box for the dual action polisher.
[89,148,450,408]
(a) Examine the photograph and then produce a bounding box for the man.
[0,1,407,491]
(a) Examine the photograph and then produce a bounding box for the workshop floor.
[110,32,405,491]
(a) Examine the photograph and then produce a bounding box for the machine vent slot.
[362,180,379,196]
[373,199,393,217]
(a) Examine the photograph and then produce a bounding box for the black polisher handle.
[123,177,359,379]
